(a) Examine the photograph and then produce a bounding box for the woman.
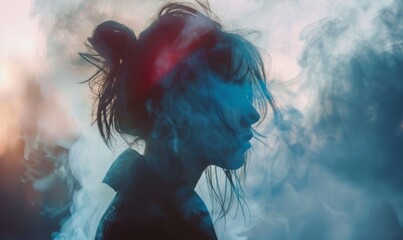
[81,2,276,239]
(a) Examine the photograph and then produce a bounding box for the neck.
[144,139,207,189]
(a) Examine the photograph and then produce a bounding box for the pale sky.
[0,0,37,61]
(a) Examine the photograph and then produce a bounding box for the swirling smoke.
[1,0,402,239]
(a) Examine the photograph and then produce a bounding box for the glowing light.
[0,64,22,97]
[0,65,10,90]
[0,64,23,156]
[0,99,22,157]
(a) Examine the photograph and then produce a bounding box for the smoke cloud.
[1,0,402,239]
[236,1,403,240]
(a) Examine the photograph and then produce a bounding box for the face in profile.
[177,77,260,170]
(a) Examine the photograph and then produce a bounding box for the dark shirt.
[95,148,218,240]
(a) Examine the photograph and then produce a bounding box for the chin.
[221,152,246,170]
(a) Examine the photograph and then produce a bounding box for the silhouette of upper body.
[95,148,217,240]
[83,2,276,239]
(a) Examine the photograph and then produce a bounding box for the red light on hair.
[138,15,218,98]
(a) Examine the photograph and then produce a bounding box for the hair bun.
[89,20,137,61]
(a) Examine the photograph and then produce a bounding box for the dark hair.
[81,1,277,221]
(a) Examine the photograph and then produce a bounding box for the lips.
[244,141,252,150]
[246,133,253,141]
[238,131,253,149]
[242,130,254,142]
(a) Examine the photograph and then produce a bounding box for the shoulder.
[97,189,217,240]
[102,148,142,192]
[96,149,217,239]
[97,191,206,240]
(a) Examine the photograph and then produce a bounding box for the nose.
[241,104,260,127]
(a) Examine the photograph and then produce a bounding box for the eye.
[241,82,253,103]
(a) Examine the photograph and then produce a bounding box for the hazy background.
[0,0,402,239]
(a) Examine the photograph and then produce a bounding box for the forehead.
[209,77,253,101]
[223,45,253,84]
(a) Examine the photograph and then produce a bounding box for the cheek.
[219,106,241,130]
[203,126,246,170]
[214,92,244,129]
[177,88,245,168]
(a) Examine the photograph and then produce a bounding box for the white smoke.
[17,0,403,239]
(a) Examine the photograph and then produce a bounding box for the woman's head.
[84,2,275,145]
[158,77,260,170]
[82,1,276,219]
